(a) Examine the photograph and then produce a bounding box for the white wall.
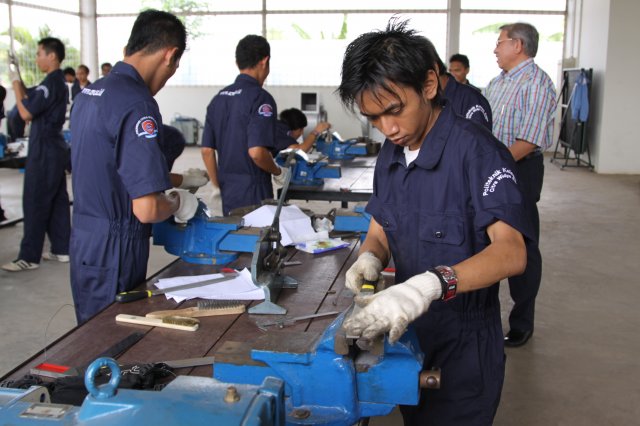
[154,85,364,142]
[577,0,640,173]
[593,0,640,173]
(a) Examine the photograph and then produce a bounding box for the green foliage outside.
[1,25,80,87]
[142,0,208,39]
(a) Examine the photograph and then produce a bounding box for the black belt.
[521,150,543,161]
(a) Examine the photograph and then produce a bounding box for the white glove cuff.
[404,271,444,303]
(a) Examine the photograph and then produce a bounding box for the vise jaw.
[214,311,437,425]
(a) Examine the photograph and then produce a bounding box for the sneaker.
[42,252,70,263]
[2,259,39,272]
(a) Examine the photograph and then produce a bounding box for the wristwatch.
[431,265,458,301]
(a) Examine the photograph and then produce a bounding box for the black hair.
[38,37,65,62]
[279,108,308,130]
[77,64,89,74]
[433,49,447,77]
[125,10,187,61]
[63,67,76,77]
[0,84,6,103]
[159,125,186,170]
[236,35,270,70]
[338,18,441,112]
[449,53,470,69]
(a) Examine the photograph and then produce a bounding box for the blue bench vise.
[276,150,341,186]
[0,316,440,425]
[153,202,260,265]
[332,205,372,237]
[315,133,381,161]
[153,152,303,315]
[213,312,440,425]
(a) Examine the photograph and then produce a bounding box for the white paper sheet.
[242,205,324,246]
[153,268,265,303]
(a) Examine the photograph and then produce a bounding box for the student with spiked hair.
[339,19,533,424]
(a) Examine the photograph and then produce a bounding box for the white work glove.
[343,271,443,343]
[345,251,384,295]
[178,168,209,190]
[8,53,21,82]
[273,165,288,186]
[210,182,221,205]
[171,189,198,223]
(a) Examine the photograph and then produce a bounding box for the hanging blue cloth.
[571,70,589,122]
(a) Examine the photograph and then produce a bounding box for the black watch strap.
[430,265,458,301]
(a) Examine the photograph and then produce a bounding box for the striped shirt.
[484,58,557,150]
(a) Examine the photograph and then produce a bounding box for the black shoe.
[504,329,533,347]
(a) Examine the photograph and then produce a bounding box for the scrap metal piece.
[256,311,340,331]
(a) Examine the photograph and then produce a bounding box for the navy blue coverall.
[273,120,297,153]
[443,73,493,131]
[19,69,70,264]
[202,74,277,215]
[367,105,533,425]
[70,62,171,324]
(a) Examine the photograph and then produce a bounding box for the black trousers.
[508,153,544,332]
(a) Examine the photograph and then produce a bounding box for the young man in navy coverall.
[339,20,533,425]
[3,38,70,272]
[201,35,286,216]
[69,10,199,323]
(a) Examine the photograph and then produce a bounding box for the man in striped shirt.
[484,22,557,348]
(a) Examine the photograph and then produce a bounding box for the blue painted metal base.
[0,361,286,425]
[214,313,424,425]
[276,153,341,186]
[153,202,259,265]
[333,206,371,238]
[315,134,369,161]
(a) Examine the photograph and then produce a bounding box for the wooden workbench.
[1,241,360,383]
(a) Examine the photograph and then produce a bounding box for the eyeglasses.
[495,38,515,47]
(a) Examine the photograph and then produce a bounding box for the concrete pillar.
[79,0,98,81]
[446,0,461,62]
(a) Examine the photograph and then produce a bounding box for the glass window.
[15,0,79,13]
[98,0,263,14]
[267,0,446,11]
[98,14,263,87]
[201,0,263,12]
[458,13,565,89]
[97,17,137,69]
[97,0,146,14]
[267,12,447,86]
[168,15,262,86]
[461,0,566,12]
[0,3,8,86]
[4,5,81,87]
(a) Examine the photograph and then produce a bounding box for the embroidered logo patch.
[135,116,158,139]
[35,85,49,99]
[465,105,489,123]
[482,168,517,197]
[258,103,274,117]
